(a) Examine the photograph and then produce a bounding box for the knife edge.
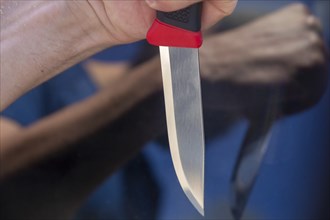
[159,46,205,215]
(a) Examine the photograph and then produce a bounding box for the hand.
[87,0,237,44]
[200,3,328,118]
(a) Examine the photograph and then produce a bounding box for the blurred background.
[77,1,328,219]
[1,1,329,220]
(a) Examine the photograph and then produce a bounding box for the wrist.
[199,33,236,82]
[64,1,115,48]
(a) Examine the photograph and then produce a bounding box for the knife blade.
[231,94,279,220]
[231,119,274,220]
[147,3,205,215]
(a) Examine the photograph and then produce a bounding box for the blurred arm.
[0,57,163,180]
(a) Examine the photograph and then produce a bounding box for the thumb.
[145,0,201,12]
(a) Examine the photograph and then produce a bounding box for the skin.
[0,0,237,110]
[0,3,328,220]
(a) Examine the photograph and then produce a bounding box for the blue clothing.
[2,64,97,126]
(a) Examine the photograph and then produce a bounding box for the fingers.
[145,0,237,28]
[145,0,201,12]
[202,0,237,28]
[306,15,323,37]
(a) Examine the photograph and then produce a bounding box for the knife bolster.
[146,19,202,48]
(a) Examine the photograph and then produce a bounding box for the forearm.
[0,0,112,110]
[0,57,163,180]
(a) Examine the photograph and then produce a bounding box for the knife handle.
[147,3,203,48]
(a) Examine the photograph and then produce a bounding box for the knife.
[231,119,274,220]
[147,3,205,215]
[231,94,280,220]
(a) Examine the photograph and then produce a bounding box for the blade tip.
[195,202,204,216]
[184,189,204,216]
[199,208,205,216]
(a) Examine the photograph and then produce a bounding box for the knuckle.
[307,31,320,45]
[291,3,311,15]
[145,0,170,12]
[222,0,237,15]
[148,0,200,12]
[208,0,237,18]
[297,36,326,68]
[304,30,324,52]
[306,15,321,27]
[306,15,323,33]
[310,51,326,66]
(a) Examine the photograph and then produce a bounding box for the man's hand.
[87,0,237,44]
[200,3,328,118]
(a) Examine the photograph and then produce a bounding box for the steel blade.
[230,94,279,220]
[230,121,273,220]
[159,46,205,215]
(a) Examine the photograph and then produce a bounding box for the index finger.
[145,0,238,29]
[202,0,237,29]
[145,0,201,12]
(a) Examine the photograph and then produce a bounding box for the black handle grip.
[156,3,202,32]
